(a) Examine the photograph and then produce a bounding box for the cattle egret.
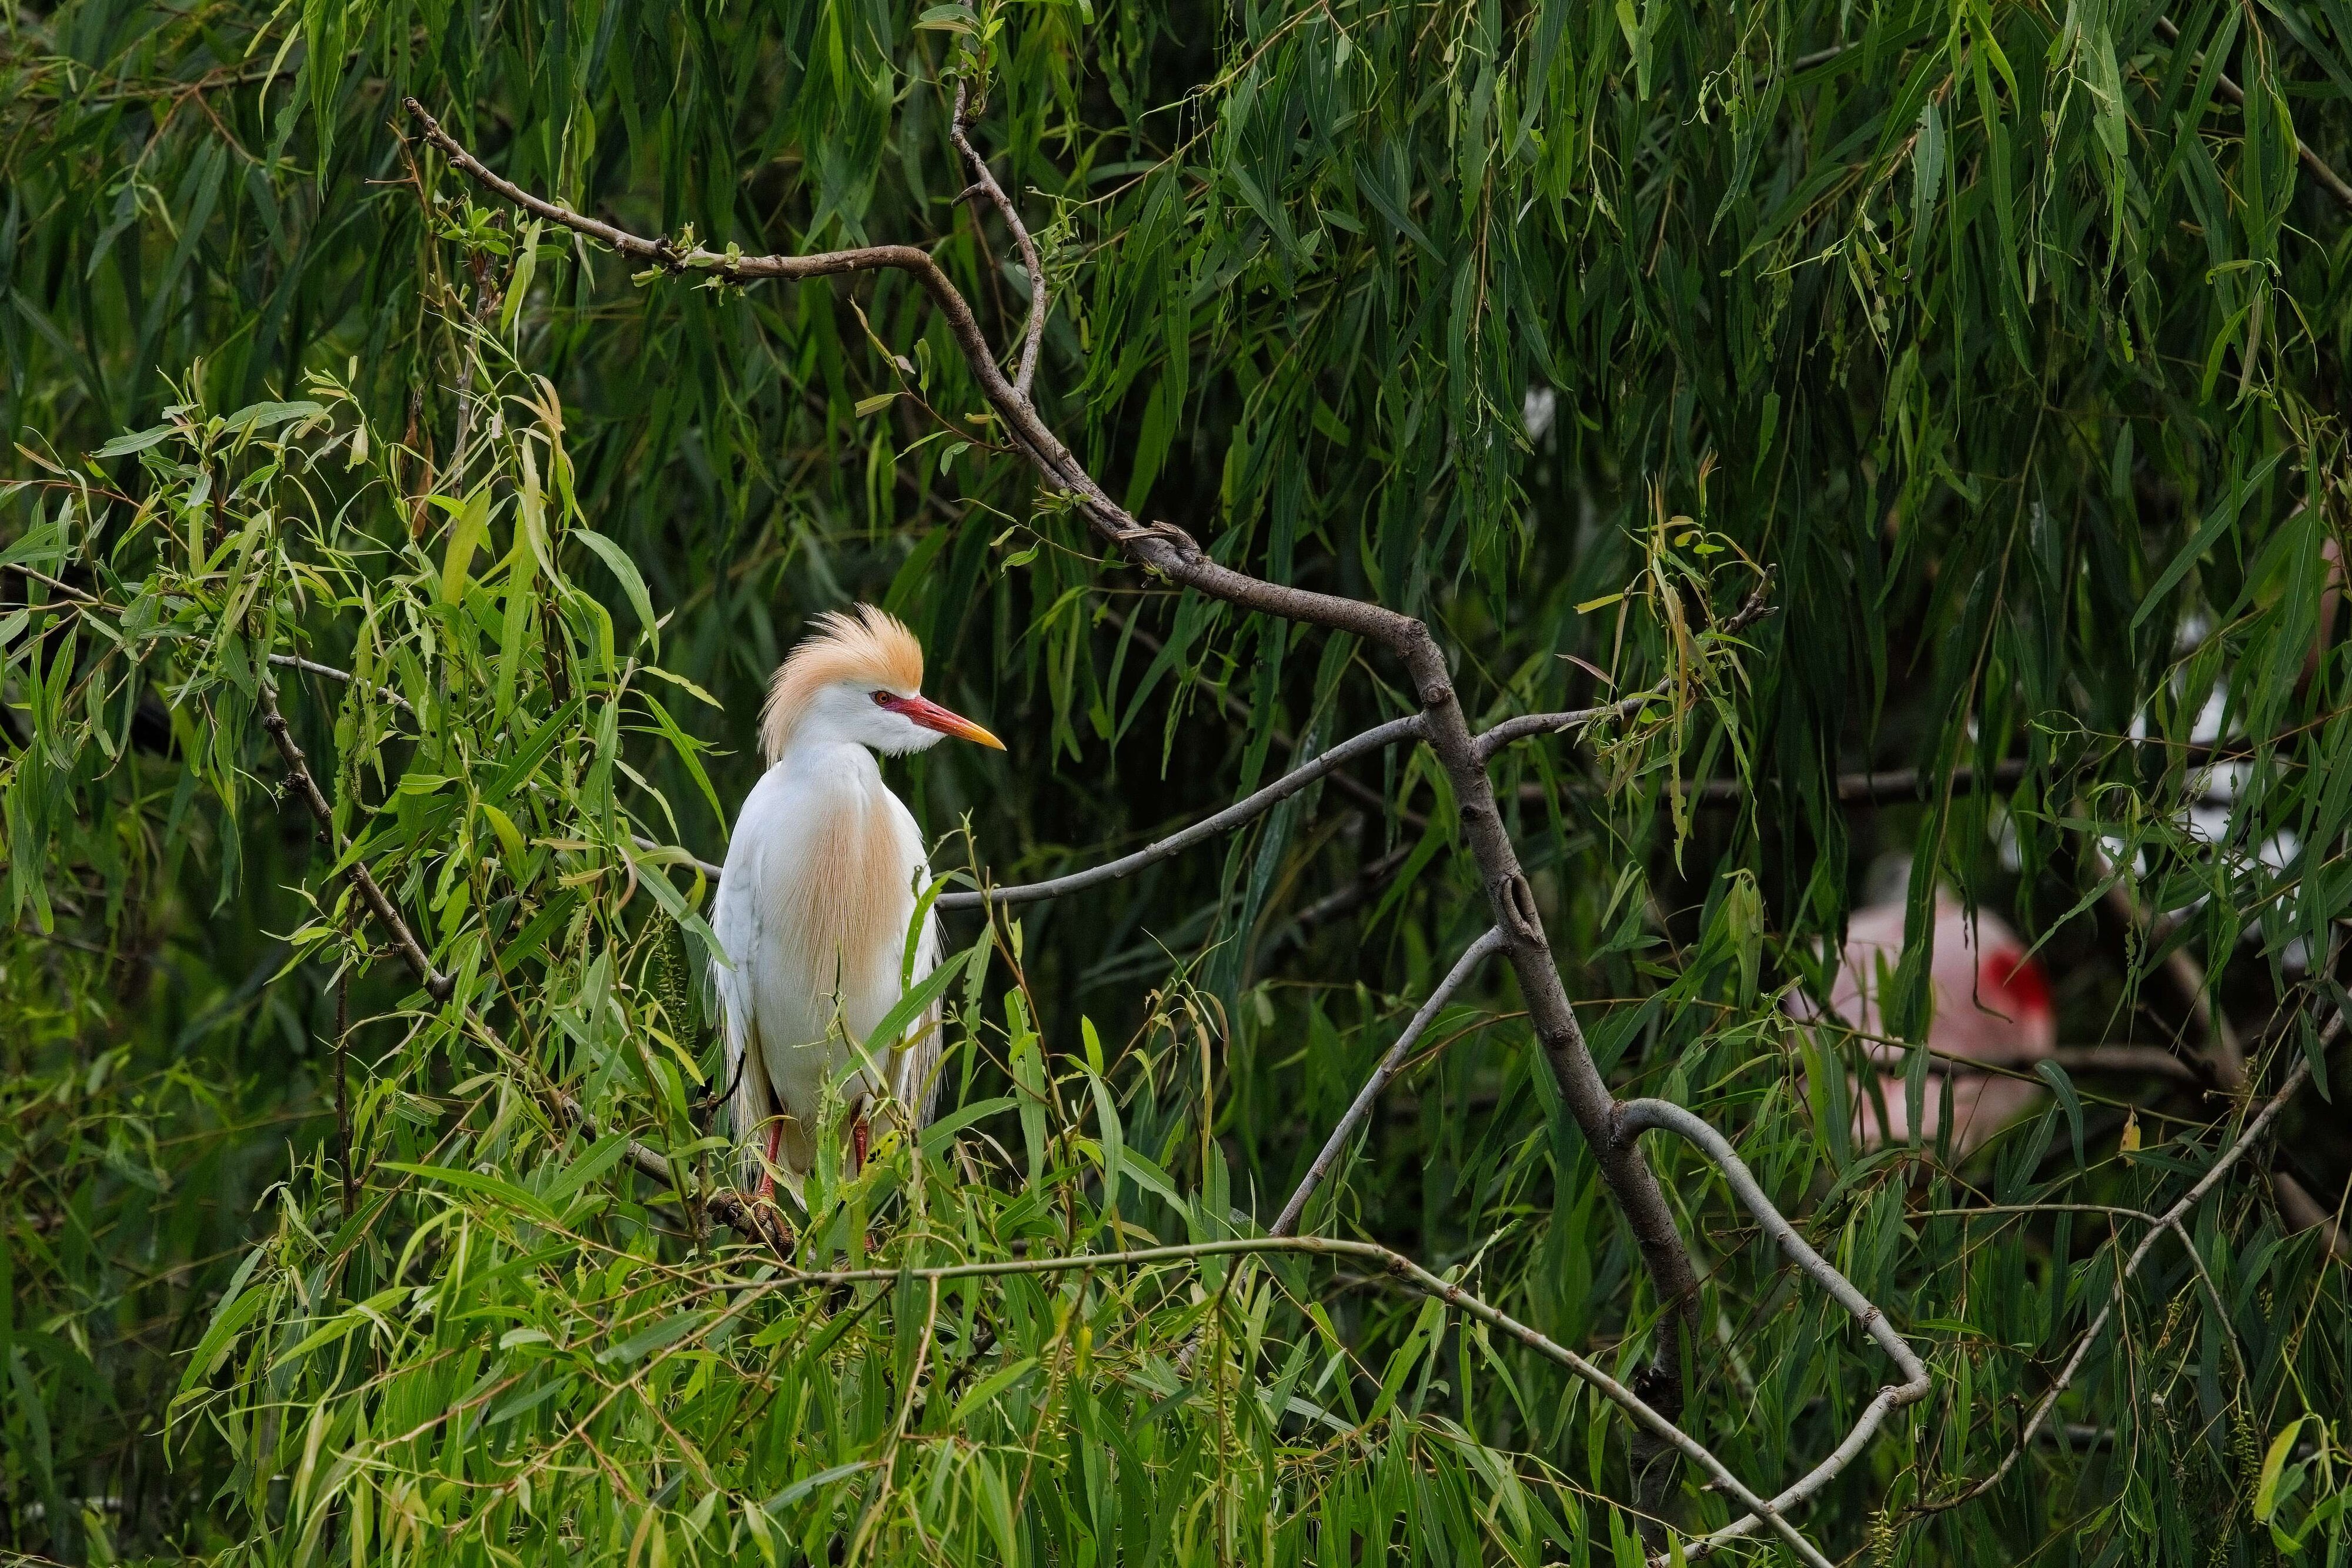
[1796,893,2057,1154]
[710,606,1002,1212]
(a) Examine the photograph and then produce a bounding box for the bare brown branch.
[1616,1098,1932,1559]
[934,714,1424,910]
[950,80,1048,400]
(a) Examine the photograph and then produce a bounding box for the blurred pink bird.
[1799,894,2057,1153]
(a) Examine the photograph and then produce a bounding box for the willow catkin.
[655,915,693,1031]
[1867,1507,1899,1567]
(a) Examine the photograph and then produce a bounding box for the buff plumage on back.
[760,606,927,763]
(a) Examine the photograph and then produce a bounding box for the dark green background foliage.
[6,0,2352,1560]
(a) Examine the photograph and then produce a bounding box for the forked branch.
[1614,1098,1933,1560]
[948,79,1047,399]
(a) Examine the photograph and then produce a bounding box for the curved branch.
[950,81,1048,399]
[781,1231,1835,1568]
[934,714,1424,910]
[1614,1098,1933,1560]
[404,99,1419,653]
[1271,928,1506,1236]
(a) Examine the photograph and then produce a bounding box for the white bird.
[710,606,1003,1205]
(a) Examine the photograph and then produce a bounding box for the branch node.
[1502,874,1544,941]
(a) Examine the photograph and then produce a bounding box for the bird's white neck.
[770,733,887,790]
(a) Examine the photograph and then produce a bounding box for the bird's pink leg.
[758,1120,783,1203]
[750,1121,794,1253]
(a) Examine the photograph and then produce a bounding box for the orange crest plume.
[760,606,927,763]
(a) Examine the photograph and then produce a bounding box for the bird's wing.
[710,814,779,1179]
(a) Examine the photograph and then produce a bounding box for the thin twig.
[1478,687,1666,761]
[1913,1004,2340,1517]
[257,681,453,1002]
[2152,14,2352,214]
[268,653,416,717]
[934,714,1425,910]
[1271,930,1506,1236]
[1475,575,1776,762]
[950,81,1048,400]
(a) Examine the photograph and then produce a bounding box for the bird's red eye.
[872,690,894,707]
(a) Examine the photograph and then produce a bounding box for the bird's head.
[761,604,1005,763]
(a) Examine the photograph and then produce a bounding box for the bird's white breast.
[713,739,934,1148]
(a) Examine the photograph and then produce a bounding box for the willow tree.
[5,0,2351,1563]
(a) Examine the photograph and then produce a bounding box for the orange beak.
[881,693,1005,750]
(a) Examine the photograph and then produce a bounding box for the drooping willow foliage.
[5,0,2352,1562]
